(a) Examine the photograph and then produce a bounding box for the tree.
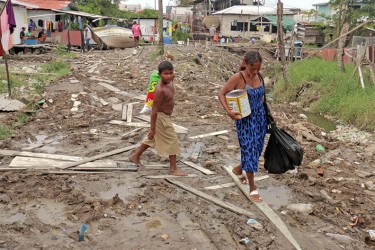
[178,0,193,7]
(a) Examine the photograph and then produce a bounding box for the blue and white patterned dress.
[236,78,267,173]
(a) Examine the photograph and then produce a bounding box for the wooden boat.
[91,26,136,49]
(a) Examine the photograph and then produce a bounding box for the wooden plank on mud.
[135,114,188,134]
[144,174,198,179]
[223,166,302,250]
[121,103,128,121]
[46,170,112,174]
[121,128,143,138]
[109,120,150,128]
[166,178,255,217]
[176,212,217,250]
[180,160,215,175]
[190,142,203,161]
[58,144,140,170]
[126,103,133,123]
[204,176,269,190]
[9,156,118,169]
[0,149,82,161]
[189,130,229,139]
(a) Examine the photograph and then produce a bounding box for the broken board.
[144,174,198,179]
[9,156,117,169]
[224,166,302,250]
[180,160,215,175]
[189,130,229,139]
[204,175,269,190]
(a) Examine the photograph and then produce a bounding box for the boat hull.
[92,27,136,49]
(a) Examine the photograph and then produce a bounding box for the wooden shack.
[297,22,324,46]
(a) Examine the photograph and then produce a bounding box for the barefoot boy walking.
[130,61,186,176]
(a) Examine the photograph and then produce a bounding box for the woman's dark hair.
[244,50,262,65]
[158,61,174,73]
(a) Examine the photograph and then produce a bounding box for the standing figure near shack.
[84,24,92,50]
[20,27,26,43]
[209,24,216,42]
[29,19,36,30]
[218,51,267,202]
[131,21,142,47]
[37,29,46,43]
[130,61,187,176]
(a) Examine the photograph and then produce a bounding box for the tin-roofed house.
[212,5,297,42]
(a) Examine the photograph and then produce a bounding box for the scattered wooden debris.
[166,178,255,217]
[126,103,133,123]
[204,176,269,190]
[121,128,143,139]
[45,170,112,174]
[190,142,203,161]
[224,166,302,250]
[189,130,229,139]
[121,104,128,120]
[180,160,215,175]
[57,144,140,170]
[144,174,198,179]
[0,149,82,161]
[109,120,150,128]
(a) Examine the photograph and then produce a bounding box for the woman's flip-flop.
[232,170,247,184]
[249,190,263,202]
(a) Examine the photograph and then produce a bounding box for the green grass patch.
[41,60,70,76]
[273,57,375,130]
[0,124,12,140]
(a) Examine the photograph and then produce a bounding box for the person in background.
[250,37,256,44]
[131,21,141,47]
[20,27,26,43]
[25,28,31,37]
[37,29,46,43]
[218,51,267,202]
[29,19,36,30]
[209,24,216,42]
[84,24,92,50]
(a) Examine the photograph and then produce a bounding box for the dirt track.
[0,44,374,249]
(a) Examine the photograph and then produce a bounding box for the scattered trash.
[286,203,314,214]
[315,144,325,152]
[239,237,251,245]
[161,234,169,241]
[309,159,321,167]
[247,218,263,230]
[326,233,354,244]
[316,166,324,176]
[79,223,87,241]
[368,230,375,241]
[349,215,359,227]
[331,189,342,194]
[299,114,307,120]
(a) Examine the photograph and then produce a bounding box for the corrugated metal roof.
[213,5,294,15]
[52,9,109,19]
[17,0,76,10]
[0,0,38,8]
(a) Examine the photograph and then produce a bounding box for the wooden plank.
[121,103,128,121]
[9,156,118,169]
[176,212,217,250]
[144,174,198,179]
[58,144,139,170]
[46,171,112,175]
[126,103,133,123]
[0,149,82,161]
[223,166,302,250]
[166,178,255,217]
[0,167,27,171]
[90,77,115,84]
[121,128,143,138]
[118,91,146,101]
[109,120,150,128]
[96,82,121,92]
[181,160,215,175]
[204,176,269,190]
[189,130,229,139]
[135,114,188,134]
[0,99,26,111]
[190,142,203,161]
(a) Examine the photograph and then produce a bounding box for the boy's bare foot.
[249,190,263,202]
[130,155,145,169]
[232,165,247,184]
[169,169,187,176]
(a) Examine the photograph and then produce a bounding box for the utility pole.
[277,0,288,83]
[158,0,164,55]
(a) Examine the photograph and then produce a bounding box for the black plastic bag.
[273,127,304,166]
[264,133,295,174]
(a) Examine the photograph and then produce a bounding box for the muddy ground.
[0,44,374,250]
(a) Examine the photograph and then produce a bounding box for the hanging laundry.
[38,19,43,27]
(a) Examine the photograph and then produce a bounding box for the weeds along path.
[0,45,374,250]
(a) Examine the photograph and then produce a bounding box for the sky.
[120,0,324,11]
